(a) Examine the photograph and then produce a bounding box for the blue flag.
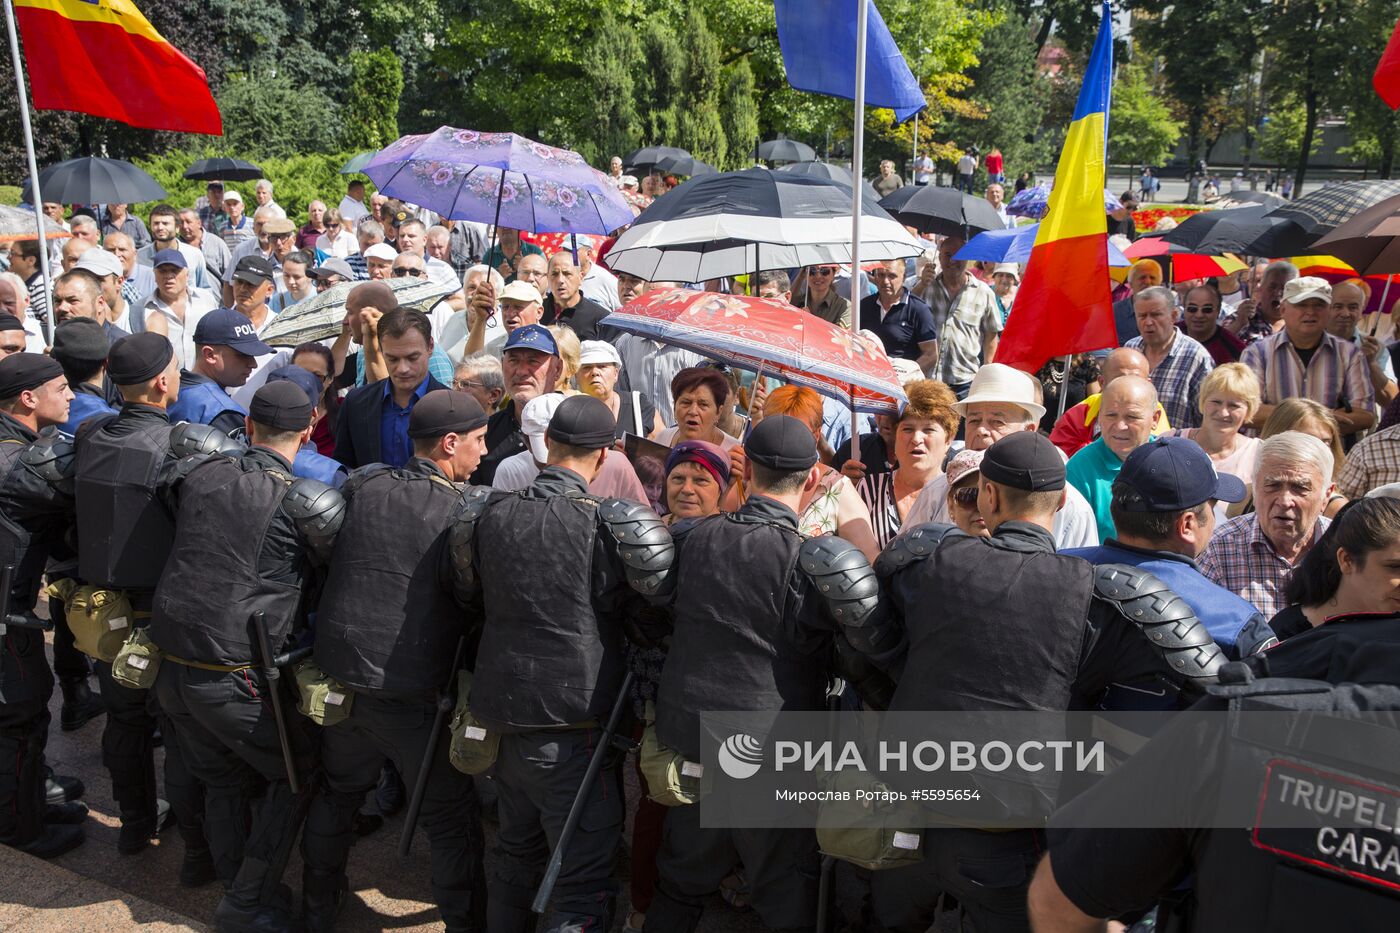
[775,0,927,123]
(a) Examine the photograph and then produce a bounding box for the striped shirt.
[1198,513,1330,618]
[1337,424,1400,499]
[1125,330,1214,429]
[1240,329,1374,415]
[857,471,903,549]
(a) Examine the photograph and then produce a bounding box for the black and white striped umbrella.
[606,167,923,282]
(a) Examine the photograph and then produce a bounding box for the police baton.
[815,678,845,933]
[251,610,302,795]
[399,634,467,858]
[533,669,636,915]
[0,565,43,634]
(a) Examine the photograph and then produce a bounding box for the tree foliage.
[216,75,339,159]
[721,60,762,168]
[342,48,404,152]
[677,9,729,167]
[1108,62,1182,172]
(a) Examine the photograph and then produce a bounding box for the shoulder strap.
[630,392,643,432]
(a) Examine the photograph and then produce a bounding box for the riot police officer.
[301,390,491,932]
[642,414,888,933]
[869,431,1223,933]
[0,353,85,858]
[166,307,273,436]
[67,333,212,866]
[150,381,344,932]
[451,393,671,933]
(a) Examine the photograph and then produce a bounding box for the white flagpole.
[848,0,869,466]
[3,0,54,346]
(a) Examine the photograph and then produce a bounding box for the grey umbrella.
[757,139,816,162]
[776,161,881,204]
[23,157,167,205]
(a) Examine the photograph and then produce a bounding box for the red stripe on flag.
[16,6,221,135]
[994,233,1118,373]
[1376,18,1400,110]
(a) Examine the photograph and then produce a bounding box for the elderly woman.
[1262,398,1348,518]
[664,439,730,521]
[1169,362,1262,523]
[945,449,990,537]
[656,366,743,451]
[577,340,664,439]
[858,380,960,548]
[726,385,879,561]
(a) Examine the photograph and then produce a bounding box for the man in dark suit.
[334,307,448,468]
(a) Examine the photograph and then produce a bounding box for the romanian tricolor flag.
[14,0,221,135]
[995,2,1115,373]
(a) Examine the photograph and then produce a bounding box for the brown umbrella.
[1313,192,1400,275]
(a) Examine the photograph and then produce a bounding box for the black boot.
[180,846,218,887]
[14,823,85,859]
[213,859,298,933]
[374,761,404,817]
[641,889,704,933]
[44,801,88,825]
[118,798,173,855]
[59,678,105,732]
[44,767,83,805]
[301,867,348,933]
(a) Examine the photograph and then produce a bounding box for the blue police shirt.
[59,388,117,437]
[1065,538,1275,659]
[379,375,430,470]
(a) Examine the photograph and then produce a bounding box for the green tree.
[1256,95,1318,171]
[721,60,761,168]
[342,48,404,151]
[216,74,339,158]
[1108,61,1181,186]
[677,9,728,167]
[583,9,642,164]
[635,22,686,147]
[1331,0,1400,177]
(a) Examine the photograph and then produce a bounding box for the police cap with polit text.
[107,332,174,386]
[746,414,818,471]
[248,380,313,432]
[980,430,1065,492]
[408,389,488,439]
[546,394,616,450]
[0,352,64,398]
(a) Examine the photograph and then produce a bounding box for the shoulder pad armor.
[598,498,675,597]
[873,522,960,577]
[170,421,246,460]
[448,485,498,603]
[283,477,346,564]
[20,434,76,492]
[800,535,896,656]
[1092,563,1225,688]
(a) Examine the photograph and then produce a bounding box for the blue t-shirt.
[379,375,431,469]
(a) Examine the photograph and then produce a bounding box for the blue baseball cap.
[502,323,558,357]
[151,248,186,269]
[192,307,273,356]
[265,365,323,408]
[1115,436,1247,512]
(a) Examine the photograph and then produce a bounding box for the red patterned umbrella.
[604,289,908,414]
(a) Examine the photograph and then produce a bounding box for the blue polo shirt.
[380,375,430,469]
[858,290,938,363]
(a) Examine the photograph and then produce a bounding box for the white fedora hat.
[951,362,1046,423]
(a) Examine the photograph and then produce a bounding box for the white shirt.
[338,196,369,224]
[315,230,359,258]
[901,471,1100,549]
[425,256,461,291]
[581,262,621,311]
[137,288,219,369]
[440,308,507,363]
[655,424,742,451]
[914,156,934,184]
[957,154,976,174]
[22,316,45,353]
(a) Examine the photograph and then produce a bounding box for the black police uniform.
[0,411,72,852]
[71,401,207,854]
[642,492,888,933]
[150,439,337,924]
[458,464,648,933]
[301,456,486,932]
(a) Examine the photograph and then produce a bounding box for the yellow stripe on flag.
[13,0,164,45]
[1034,112,1108,246]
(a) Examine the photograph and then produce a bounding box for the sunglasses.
[952,486,980,507]
[1184,304,1216,314]
[810,267,837,276]
[392,267,426,277]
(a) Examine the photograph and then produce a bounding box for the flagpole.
[848,0,869,466]
[3,0,54,346]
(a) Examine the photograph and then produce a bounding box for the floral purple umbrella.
[363,127,634,235]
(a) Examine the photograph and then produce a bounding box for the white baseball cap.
[363,243,399,263]
[578,340,621,367]
[223,190,244,205]
[521,392,566,462]
[1283,275,1332,305]
[75,248,124,279]
[499,281,543,305]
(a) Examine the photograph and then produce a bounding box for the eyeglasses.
[952,486,980,507]
[454,379,486,391]
[392,267,426,278]
[268,232,293,241]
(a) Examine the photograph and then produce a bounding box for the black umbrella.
[1161,205,1311,256]
[183,157,264,182]
[776,161,881,203]
[23,157,167,205]
[653,154,717,177]
[757,139,816,162]
[625,145,691,174]
[878,185,1004,238]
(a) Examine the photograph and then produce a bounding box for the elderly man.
[347,219,387,280]
[471,323,561,484]
[297,199,327,250]
[984,182,1011,228]
[860,258,939,373]
[1111,259,1163,344]
[1124,285,1214,429]
[68,213,100,248]
[426,225,468,280]
[310,257,354,294]
[902,362,1100,548]
[926,235,1001,395]
[395,219,460,294]
[101,231,154,309]
[1066,375,1162,541]
[195,181,225,232]
[1327,278,1398,408]
[177,208,232,285]
[1241,276,1374,436]
[570,237,621,311]
[0,310,29,358]
[338,179,370,226]
[251,179,284,219]
[1179,282,1245,364]
[1200,431,1335,617]
[99,202,150,248]
[363,242,398,281]
[452,352,505,413]
[542,251,612,339]
[1226,259,1297,343]
[60,235,89,273]
[218,190,254,250]
[133,250,218,368]
[1064,436,1270,658]
[793,263,851,327]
